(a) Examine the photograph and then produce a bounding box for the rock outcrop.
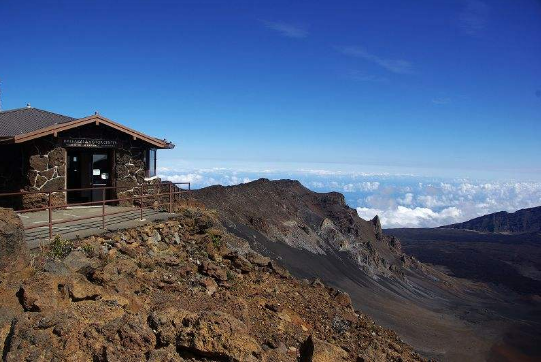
[0,206,424,361]
[184,179,411,278]
[0,208,29,273]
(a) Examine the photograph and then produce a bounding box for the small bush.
[226,269,237,281]
[81,244,95,258]
[211,234,222,248]
[48,235,73,260]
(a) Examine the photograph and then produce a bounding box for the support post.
[169,183,173,213]
[102,188,106,229]
[140,185,144,220]
[48,192,53,240]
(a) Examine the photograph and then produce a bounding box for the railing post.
[48,191,52,240]
[140,185,144,220]
[169,183,173,213]
[102,188,106,229]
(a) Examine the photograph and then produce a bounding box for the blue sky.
[1,0,540,180]
[1,1,541,226]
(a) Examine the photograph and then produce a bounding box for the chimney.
[26,103,31,108]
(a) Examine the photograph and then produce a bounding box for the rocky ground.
[0,206,425,362]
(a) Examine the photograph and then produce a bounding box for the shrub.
[48,235,73,259]
[211,234,222,248]
[81,244,95,258]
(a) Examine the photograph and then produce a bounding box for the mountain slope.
[186,178,405,278]
[0,207,425,362]
[185,179,508,361]
[441,206,541,234]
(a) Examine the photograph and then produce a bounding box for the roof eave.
[0,137,15,144]
[9,114,174,149]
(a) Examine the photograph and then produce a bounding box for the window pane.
[148,149,156,177]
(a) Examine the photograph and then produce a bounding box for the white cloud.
[261,20,308,39]
[343,182,380,193]
[397,193,414,205]
[158,166,541,228]
[338,46,413,74]
[358,180,541,227]
[161,173,204,184]
[357,206,462,228]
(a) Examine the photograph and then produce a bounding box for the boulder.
[246,252,271,267]
[0,208,29,273]
[87,314,156,361]
[66,274,102,301]
[228,253,253,273]
[43,260,71,276]
[149,308,262,361]
[63,250,98,273]
[177,310,262,361]
[269,260,291,278]
[148,307,197,346]
[332,290,353,310]
[201,277,218,296]
[299,335,349,362]
[199,261,228,281]
[17,273,69,312]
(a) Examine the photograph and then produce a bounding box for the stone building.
[0,105,174,209]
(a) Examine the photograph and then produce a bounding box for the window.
[147,148,157,177]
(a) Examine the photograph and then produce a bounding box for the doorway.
[67,149,113,204]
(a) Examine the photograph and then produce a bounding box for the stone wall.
[21,136,67,209]
[115,145,147,206]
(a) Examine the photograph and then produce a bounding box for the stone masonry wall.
[115,145,147,206]
[22,136,66,209]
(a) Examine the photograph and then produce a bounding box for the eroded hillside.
[184,179,515,362]
[0,206,424,362]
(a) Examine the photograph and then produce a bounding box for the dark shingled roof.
[0,107,77,137]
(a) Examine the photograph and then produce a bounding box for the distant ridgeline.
[441,206,541,234]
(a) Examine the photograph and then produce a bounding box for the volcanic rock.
[0,208,29,273]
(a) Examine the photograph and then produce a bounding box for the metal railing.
[0,182,191,240]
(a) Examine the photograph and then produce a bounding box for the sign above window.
[62,138,120,148]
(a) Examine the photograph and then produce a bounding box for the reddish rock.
[176,310,262,361]
[228,253,253,273]
[17,274,69,312]
[299,335,349,362]
[200,260,228,281]
[332,290,353,310]
[0,208,29,273]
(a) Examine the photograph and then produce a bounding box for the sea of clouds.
[158,167,541,228]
